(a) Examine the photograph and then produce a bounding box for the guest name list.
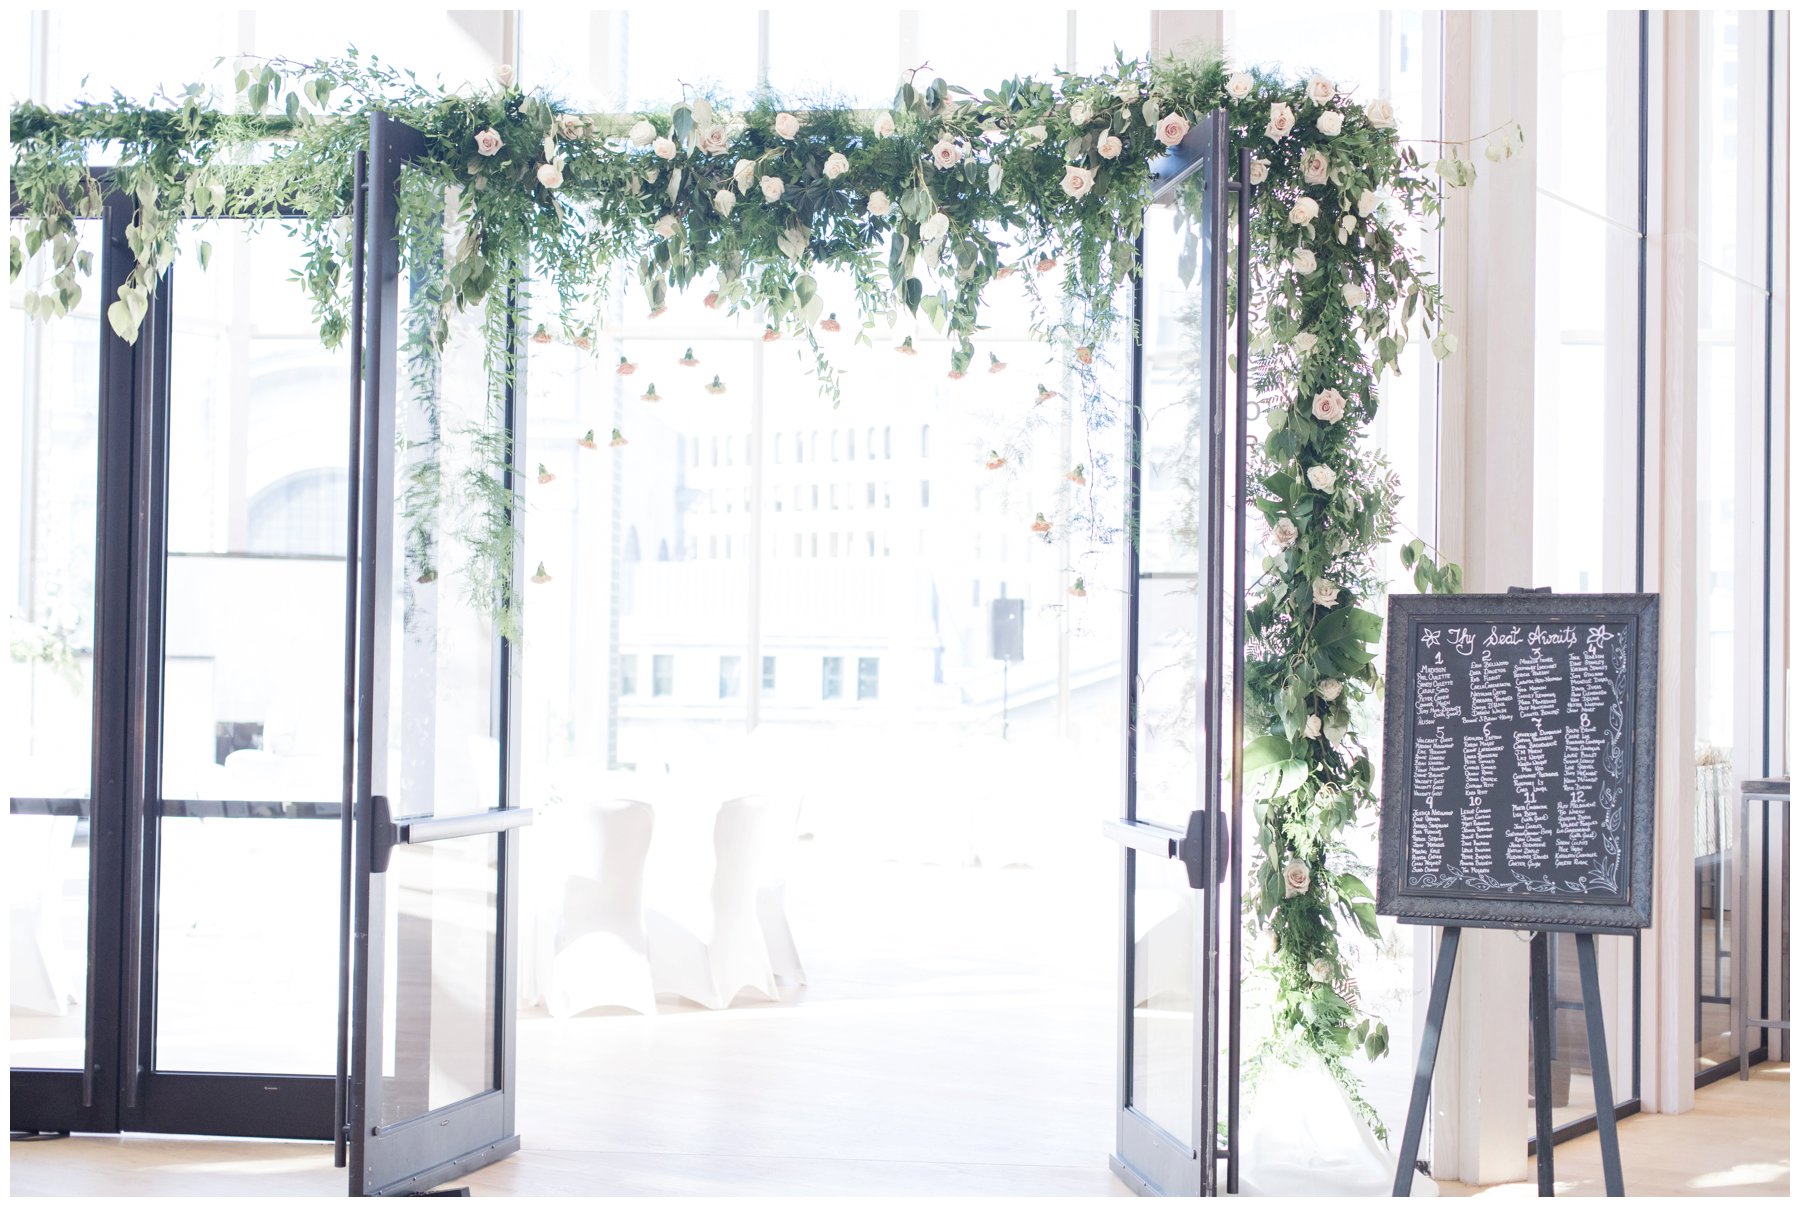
[1403,619,1632,901]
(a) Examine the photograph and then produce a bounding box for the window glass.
[719,654,742,699]
[821,656,843,701]
[856,657,880,701]
[766,12,900,107]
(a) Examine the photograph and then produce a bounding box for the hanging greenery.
[10,47,1511,1132]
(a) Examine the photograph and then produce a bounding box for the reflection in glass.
[1131,853,1194,1140]
[379,835,499,1124]
[10,219,103,1070]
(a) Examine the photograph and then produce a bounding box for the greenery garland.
[10,47,1511,1133]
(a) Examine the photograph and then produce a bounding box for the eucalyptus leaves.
[10,46,1496,1127]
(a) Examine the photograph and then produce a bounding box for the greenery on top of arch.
[9,46,1517,1132]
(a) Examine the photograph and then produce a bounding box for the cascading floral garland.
[10,47,1506,1131]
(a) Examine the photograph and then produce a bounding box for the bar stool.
[1737,776,1791,1078]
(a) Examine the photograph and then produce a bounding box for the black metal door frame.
[1106,110,1250,1198]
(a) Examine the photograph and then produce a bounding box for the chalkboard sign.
[1376,593,1659,933]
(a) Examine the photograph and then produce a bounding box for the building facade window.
[762,655,777,693]
[620,654,639,696]
[718,655,742,699]
[821,656,843,701]
[652,654,675,698]
[856,657,879,701]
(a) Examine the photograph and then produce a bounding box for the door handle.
[1176,808,1231,891]
[369,795,533,873]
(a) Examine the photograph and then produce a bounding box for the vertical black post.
[1575,934,1625,1196]
[1529,933,1556,1195]
[1224,143,1251,1198]
[1393,926,1460,1196]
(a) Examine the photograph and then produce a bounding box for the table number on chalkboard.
[1377,593,1659,933]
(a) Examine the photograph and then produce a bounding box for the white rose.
[931,138,963,169]
[1155,112,1191,147]
[1283,858,1311,897]
[1225,71,1254,101]
[1060,165,1096,199]
[1070,99,1091,126]
[1248,158,1270,185]
[1302,148,1329,185]
[866,189,892,216]
[1306,465,1337,493]
[474,128,504,157]
[1271,517,1299,549]
[557,114,586,140]
[1357,189,1380,217]
[823,151,850,180]
[1304,714,1324,739]
[1318,678,1343,701]
[697,124,730,156]
[1266,101,1296,141]
[1309,958,1333,983]
[774,111,801,140]
[1292,247,1318,275]
[1342,282,1367,309]
[1097,133,1122,159]
[1018,124,1048,144]
[760,175,785,202]
[1289,196,1320,228]
[1316,110,1344,137]
[654,213,678,238]
[713,188,735,217]
[1306,75,1336,105]
[1313,579,1342,607]
[873,111,896,138]
[495,64,515,87]
[1364,97,1396,129]
[629,120,656,146]
[1295,332,1318,355]
[1312,388,1347,423]
[1113,80,1140,103]
[537,161,563,189]
[733,158,756,193]
[652,136,677,161]
[920,211,949,241]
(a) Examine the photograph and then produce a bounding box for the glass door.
[344,113,529,1197]
[1107,112,1245,1197]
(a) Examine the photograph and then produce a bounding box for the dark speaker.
[990,598,1024,663]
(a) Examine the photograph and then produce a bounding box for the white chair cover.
[543,799,657,1018]
[647,795,785,1010]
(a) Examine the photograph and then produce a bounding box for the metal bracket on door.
[369,795,534,874]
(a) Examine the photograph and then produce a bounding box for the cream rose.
[1060,165,1096,199]
[1357,189,1380,217]
[1271,517,1299,549]
[1318,678,1343,701]
[1113,79,1140,103]
[653,213,678,238]
[1313,579,1342,607]
[1283,857,1311,897]
[1312,387,1347,423]
[495,64,515,87]
[1226,71,1254,101]
[1306,75,1337,104]
[713,188,735,217]
[1018,124,1048,144]
[773,111,801,140]
[1342,282,1367,309]
[733,158,756,193]
[1295,332,1318,355]
[1097,133,1123,159]
[920,211,949,241]
[1306,465,1337,492]
[873,111,896,138]
[866,189,892,216]
[1292,247,1318,275]
[1309,958,1333,983]
[652,136,677,161]
[1304,714,1324,739]
[474,128,504,156]
[1155,112,1191,147]
[1302,148,1329,185]
[557,114,586,140]
[1364,97,1396,129]
[628,119,656,146]
[823,151,850,180]
[1266,101,1296,141]
[931,138,963,169]
[1248,158,1270,185]
[691,98,713,124]
[1316,110,1344,137]
[697,124,730,156]
[1289,196,1320,227]
[537,161,564,189]
[1070,99,1092,126]
[759,175,785,202]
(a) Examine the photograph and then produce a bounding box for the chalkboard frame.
[1377,592,1660,933]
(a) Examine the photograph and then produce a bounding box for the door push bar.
[369,795,534,873]
[1103,808,1231,890]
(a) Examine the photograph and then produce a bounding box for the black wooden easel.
[1391,927,1625,1197]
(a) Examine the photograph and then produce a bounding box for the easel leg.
[1529,933,1556,1196]
[1574,933,1625,1196]
[1393,927,1460,1197]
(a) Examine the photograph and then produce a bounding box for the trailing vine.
[10,47,1512,1130]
